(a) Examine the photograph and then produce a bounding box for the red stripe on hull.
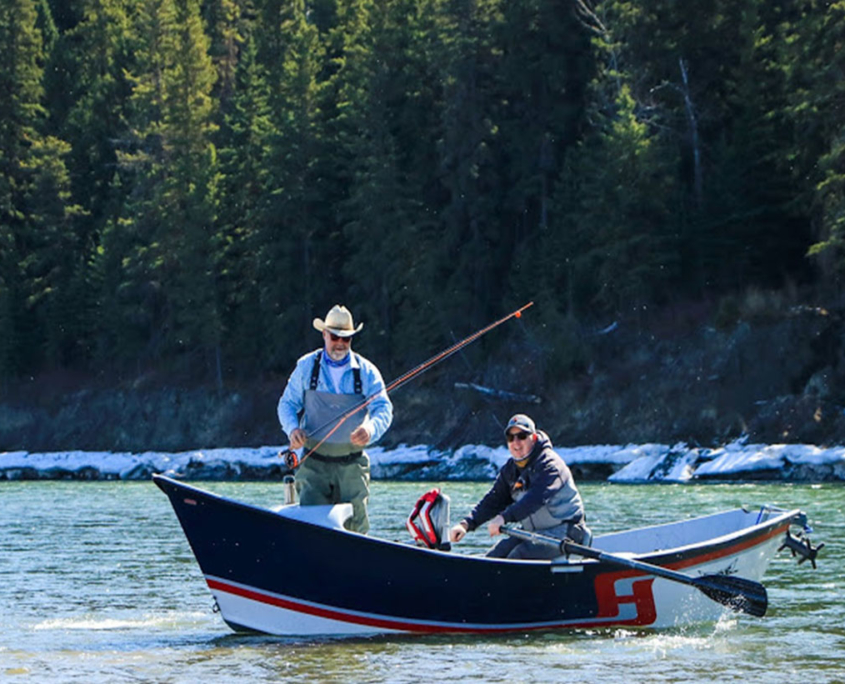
[206,577,655,633]
[206,523,784,634]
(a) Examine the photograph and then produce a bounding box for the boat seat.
[271,503,354,530]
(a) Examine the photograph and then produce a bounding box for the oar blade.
[693,574,768,617]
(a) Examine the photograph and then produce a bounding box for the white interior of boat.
[267,501,795,558]
[272,503,353,530]
[593,506,793,555]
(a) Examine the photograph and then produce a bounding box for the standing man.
[449,413,590,558]
[278,305,393,534]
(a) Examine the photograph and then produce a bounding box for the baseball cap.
[504,414,536,436]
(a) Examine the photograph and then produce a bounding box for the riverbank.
[2,440,844,482]
[3,296,845,457]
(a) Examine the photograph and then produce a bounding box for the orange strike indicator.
[515,311,522,318]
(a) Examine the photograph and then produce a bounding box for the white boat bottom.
[209,581,403,637]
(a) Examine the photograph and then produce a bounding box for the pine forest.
[1,0,844,392]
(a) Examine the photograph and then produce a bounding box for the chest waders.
[489,464,590,558]
[295,353,372,533]
[301,353,365,458]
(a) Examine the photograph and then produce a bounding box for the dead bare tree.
[571,0,607,36]
[678,58,704,209]
[652,58,704,210]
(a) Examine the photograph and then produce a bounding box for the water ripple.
[1,480,842,683]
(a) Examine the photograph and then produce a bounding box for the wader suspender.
[305,353,364,463]
[309,353,362,394]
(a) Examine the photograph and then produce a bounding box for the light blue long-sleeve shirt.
[277,348,393,445]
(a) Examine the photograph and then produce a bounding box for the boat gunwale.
[152,474,798,570]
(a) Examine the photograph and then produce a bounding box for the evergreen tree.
[541,23,679,324]
[0,0,44,374]
[496,0,593,239]
[698,2,811,292]
[20,135,88,365]
[202,0,249,108]
[0,0,838,390]
[215,36,272,372]
[102,0,220,376]
[791,1,845,281]
[163,0,220,376]
[332,0,430,370]
[99,0,177,364]
[0,0,83,372]
[434,0,506,333]
[591,0,811,296]
[60,0,133,235]
[252,0,288,72]
[254,0,325,360]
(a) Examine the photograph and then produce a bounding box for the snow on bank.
[1,440,844,482]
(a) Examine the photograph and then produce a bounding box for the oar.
[501,525,768,617]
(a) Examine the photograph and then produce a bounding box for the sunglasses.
[328,332,352,342]
[506,431,531,443]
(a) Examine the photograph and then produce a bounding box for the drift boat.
[153,474,821,636]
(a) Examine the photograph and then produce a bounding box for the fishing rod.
[285,302,534,468]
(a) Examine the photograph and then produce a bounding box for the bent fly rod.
[285,302,534,467]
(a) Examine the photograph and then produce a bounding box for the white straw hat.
[313,305,364,337]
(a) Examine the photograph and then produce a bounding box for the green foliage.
[202,0,246,105]
[20,135,88,362]
[434,0,506,331]
[559,83,678,318]
[58,0,133,232]
[252,0,325,361]
[95,0,220,374]
[795,1,845,275]
[0,0,85,372]
[214,36,272,371]
[1,0,842,393]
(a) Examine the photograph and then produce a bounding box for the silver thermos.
[283,474,297,505]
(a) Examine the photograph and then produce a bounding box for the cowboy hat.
[313,305,364,337]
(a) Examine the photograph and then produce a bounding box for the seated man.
[449,413,590,559]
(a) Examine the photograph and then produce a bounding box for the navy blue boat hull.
[153,475,793,635]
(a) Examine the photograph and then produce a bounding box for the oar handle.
[500,524,566,553]
[501,525,694,585]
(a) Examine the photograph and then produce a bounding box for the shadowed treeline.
[1,0,843,390]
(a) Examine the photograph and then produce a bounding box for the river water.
[1,479,843,683]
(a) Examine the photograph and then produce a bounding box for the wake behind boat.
[153,474,823,636]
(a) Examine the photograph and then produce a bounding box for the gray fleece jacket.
[462,431,585,532]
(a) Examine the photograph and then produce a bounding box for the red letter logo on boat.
[594,572,657,626]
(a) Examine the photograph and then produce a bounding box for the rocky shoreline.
[4,302,845,475]
[2,441,843,482]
